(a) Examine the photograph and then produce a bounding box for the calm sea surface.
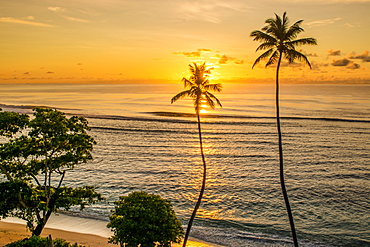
[1,83,369,246]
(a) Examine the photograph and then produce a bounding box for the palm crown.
[171,62,222,112]
[250,12,317,68]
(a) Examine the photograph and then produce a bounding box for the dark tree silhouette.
[171,62,222,247]
[250,12,317,247]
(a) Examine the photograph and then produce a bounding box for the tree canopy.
[107,191,184,247]
[0,108,104,236]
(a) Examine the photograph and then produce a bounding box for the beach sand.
[0,215,223,247]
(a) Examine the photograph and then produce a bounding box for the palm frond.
[256,42,276,52]
[204,83,222,93]
[252,48,276,68]
[266,50,280,67]
[204,94,215,109]
[250,30,277,43]
[286,49,312,68]
[188,63,196,75]
[251,12,317,70]
[171,90,192,104]
[288,38,317,47]
[204,92,222,109]
[268,12,288,40]
[286,20,304,40]
[182,78,194,88]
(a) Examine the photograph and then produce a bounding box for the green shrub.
[5,236,85,247]
[107,191,184,247]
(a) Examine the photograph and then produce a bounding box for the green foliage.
[5,236,85,247]
[0,108,104,236]
[107,191,184,247]
[0,110,29,137]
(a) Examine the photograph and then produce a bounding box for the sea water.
[0,83,369,246]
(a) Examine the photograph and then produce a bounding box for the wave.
[0,103,78,111]
[2,103,369,124]
[149,111,370,123]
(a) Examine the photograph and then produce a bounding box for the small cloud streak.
[299,49,318,57]
[48,6,90,23]
[0,17,54,27]
[218,55,245,65]
[47,7,66,13]
[173,48,213,58]
[306,18,341,27]
[173,51,202,58]
[328,49,341,56]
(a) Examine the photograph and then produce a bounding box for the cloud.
[178,0,248,23]
[173,48,244,65]
[344,23,360,28]
[0,17,54,27]
[47,71,54,74]
[47,7,66,13]
[173,48,213,58]
[346,63,361,69]
[331,58,360,69]
[299,49,318,57]
[48,6,90,23]
[348,51,370,62]
[331,58,351,66]
[311,61,330,70]
[305,52,318,57]
[328,49,341,56]
[61,16,91,23]
[218,55,245,65]
[173,51,202,58]
[198,48,213,53]
[306,18,341,27]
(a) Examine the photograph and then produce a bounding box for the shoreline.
[0,215,224,247]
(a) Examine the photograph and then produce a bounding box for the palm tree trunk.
[182,110,207,247]
[276,52,299,247]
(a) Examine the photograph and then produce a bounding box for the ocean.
[0,83,369,246]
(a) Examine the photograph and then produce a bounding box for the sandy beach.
[0,215,223,247]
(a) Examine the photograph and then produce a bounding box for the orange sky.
[1,0,370,84]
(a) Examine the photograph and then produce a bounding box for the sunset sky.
[1,0,369,84]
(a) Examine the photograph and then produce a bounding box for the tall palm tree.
[250,12,317,247]
[171,62,222,247]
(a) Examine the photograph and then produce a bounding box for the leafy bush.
[107,191,184,247]
[5,236,85,247]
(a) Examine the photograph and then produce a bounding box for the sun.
[200,109,208,114]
